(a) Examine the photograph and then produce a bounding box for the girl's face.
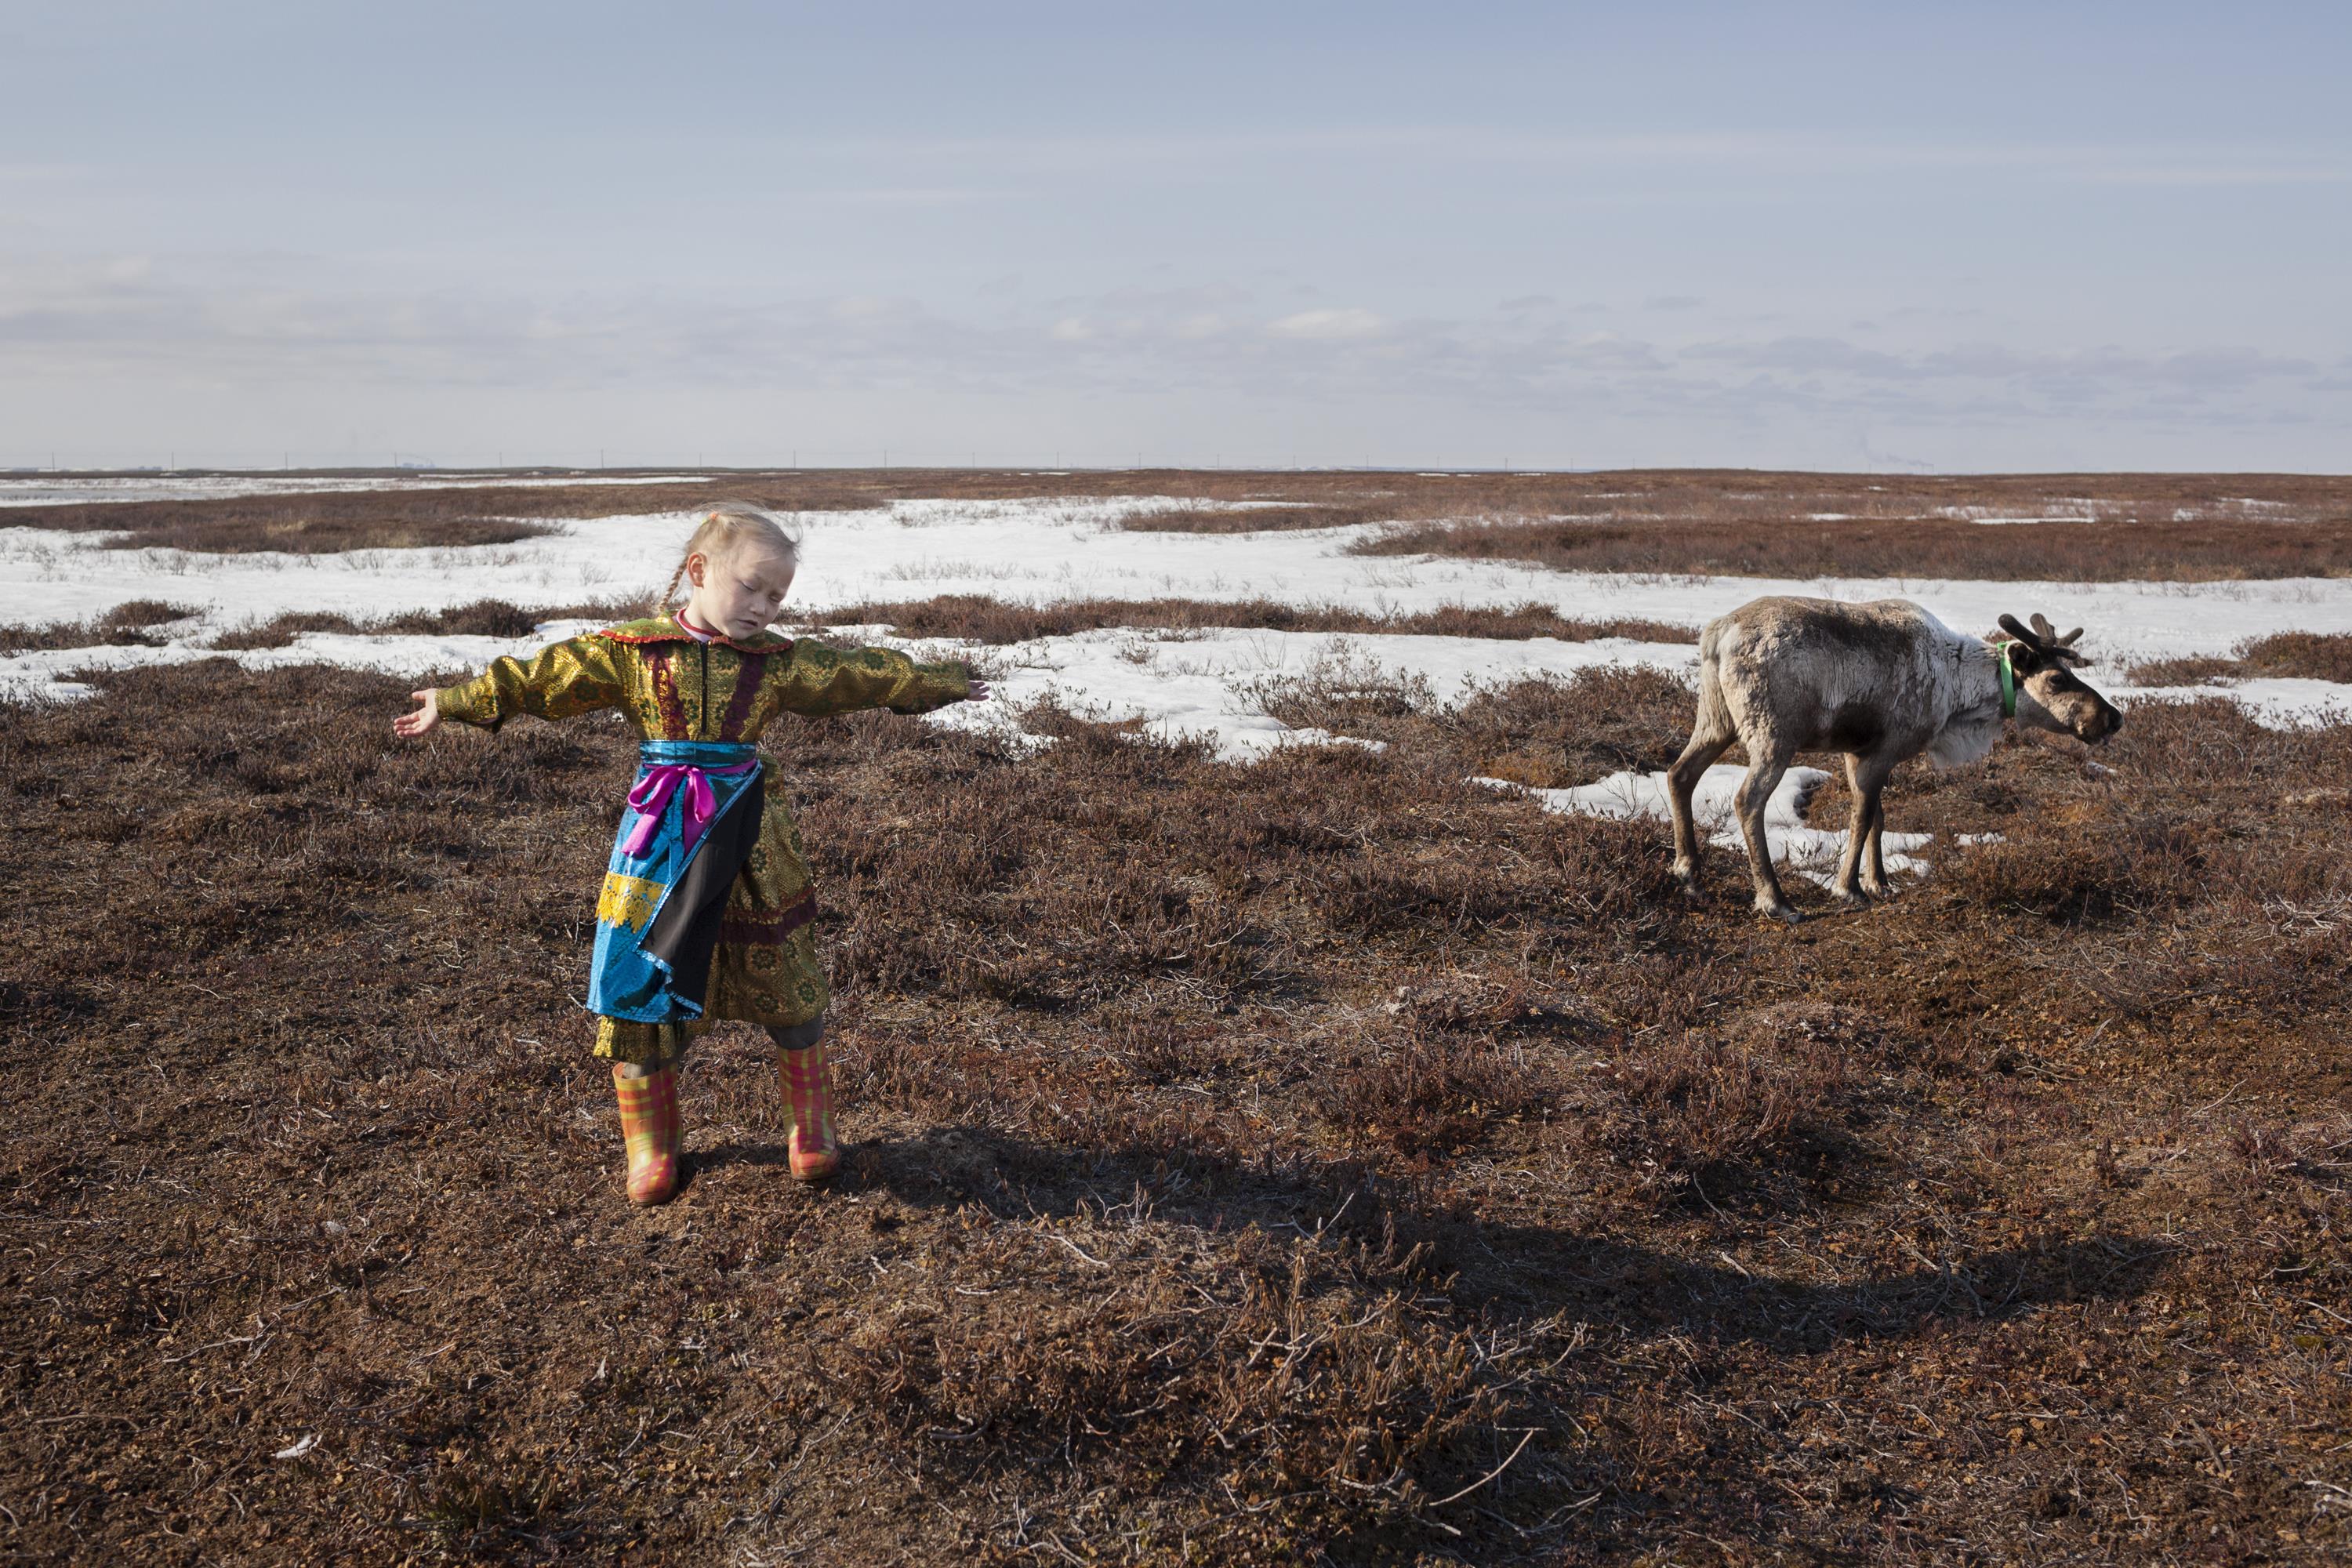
[684,545,797,639]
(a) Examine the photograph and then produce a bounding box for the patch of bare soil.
[4,650,2348,1565]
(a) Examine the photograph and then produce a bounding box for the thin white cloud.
[1267,307,1385,340]
[3,255,2344,463]
[800,186,1022,206]
[731,126,2352,188]
[1687,336,2318,390]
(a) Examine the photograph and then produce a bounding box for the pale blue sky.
[4,2,2347,470]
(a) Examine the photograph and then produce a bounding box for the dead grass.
[208,597,645,650]
[4,626,2350,1563]
[0,599,198,652]
[103,597,2352,713]
[2240,632,2352,682]
[17,490,566,552]
[11,592,1690,659]
[2125,632,2352,687]
[1360,514,2352,583]
[1120,501,1395,532]
[7,478,879,553]
[15,467,2352,568]
[810,593,1696,645]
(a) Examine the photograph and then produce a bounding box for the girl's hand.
[964,680,992,703]
[393,689,441,738]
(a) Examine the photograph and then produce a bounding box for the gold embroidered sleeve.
[771,642,971,717]
[433,634,627,728]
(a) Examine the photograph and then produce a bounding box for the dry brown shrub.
[1359,514,2352,583]
[12,481,689,551]
[1596,1027,1864,1206]
[809,593,1695,644]
[27,493,559,551]
[1721,999,1900,1061]
[8,630,2352,1565]
[2123,653,2238,686]
[1381,972,1597,1037]
[1944,811,2209,923]
[1392,602,1694,643]
[2227,1110,2352,1193]
[0,598,199,652]
[1318,1029,1561,1158]
[1442,666,1698,788]
[825,1229,1572,1552]
[2237,630,2352,683]
[2129,632,2352,687]
[1120,500,1395,532]
[1297,810,1668,946]
[208,597,642,649]
[1247,661,1443,733]
[101,598,191,628]
[32,463,2352,568]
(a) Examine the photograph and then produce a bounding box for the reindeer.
[1666,598,2121,923]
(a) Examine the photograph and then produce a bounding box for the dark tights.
[612,1015,825,1080]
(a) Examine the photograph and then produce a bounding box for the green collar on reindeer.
[1994,641,2018,719]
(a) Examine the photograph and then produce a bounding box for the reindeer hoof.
[1860,881,1894,902]
[1833,888,1870,909]
[1755,900,1803,925]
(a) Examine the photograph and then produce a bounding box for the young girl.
[392,503,987,1205]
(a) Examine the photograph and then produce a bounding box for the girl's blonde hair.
[655,502,802,615]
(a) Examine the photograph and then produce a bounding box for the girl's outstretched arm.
[393,690,442,737]
[401,634,628,735]
[772,642,982,718]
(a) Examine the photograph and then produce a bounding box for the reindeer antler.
[2028,613,2085,645]
[2024,612,2092,664]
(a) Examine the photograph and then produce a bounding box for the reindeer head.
[1994,613,2122,744]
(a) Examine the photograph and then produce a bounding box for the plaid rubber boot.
[612,1063,682,1206]
[776,1044,839,1182]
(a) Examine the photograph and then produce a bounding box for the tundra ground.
[5,626,2348,1564]
[13,468,2352,579]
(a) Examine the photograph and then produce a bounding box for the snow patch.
[0,622,1696,762]
[906,626,1697,761]
[6,492,2352,728]
[1475,765,1936,887]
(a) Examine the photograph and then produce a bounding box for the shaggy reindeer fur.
[1668,597,2121,923]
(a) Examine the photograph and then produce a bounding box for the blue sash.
[587,740,764,1022]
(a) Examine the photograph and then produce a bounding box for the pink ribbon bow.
[621,760,756,858]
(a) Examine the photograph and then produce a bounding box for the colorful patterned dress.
[431,614,971,1064]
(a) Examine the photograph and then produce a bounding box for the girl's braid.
[652,556,691,617]
[649,503,802,619]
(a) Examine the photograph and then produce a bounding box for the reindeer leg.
[1668,663,1737,895]
[1861,783,1893,899]
[1667,728,1734,895]
[1832,755,1871,906]
[1736,741,1800,924]
[1835,753,1896,906]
